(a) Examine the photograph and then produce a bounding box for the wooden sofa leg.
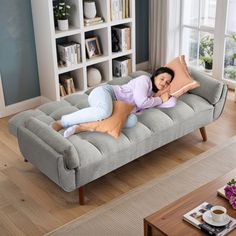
[79,186,85,205]
[199,127,207,141]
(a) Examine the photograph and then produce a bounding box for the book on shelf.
[113,56,132,77]
[122,0,125,18]
[57,42,81,67]
[69,78,76,93]
[110,0,129,20]
[110,0,122,20]
[59,83,67,97]
[183,202,236,236]
[84,16,102,23]
[84,19,104,26]
[125,0,129,18]
[59,74,76,95]
[112,25,131,51]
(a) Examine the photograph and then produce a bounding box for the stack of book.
[59,74,76,96]
[183,202,236,236]
[84,17,104,26]
[110,0,129,20]
[57,42,81,67]
[112,25,131,52]
[113,56,132,77]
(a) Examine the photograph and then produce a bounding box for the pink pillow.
[165,55,200,97]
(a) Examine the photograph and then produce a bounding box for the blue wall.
[0,0,148,105]
[0,0,40,106]
[135,0,149,64]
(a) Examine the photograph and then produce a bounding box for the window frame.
[180,0,235,87]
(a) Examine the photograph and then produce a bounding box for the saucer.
[202,210,231,227]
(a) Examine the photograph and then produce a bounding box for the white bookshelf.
[31,0,136,101]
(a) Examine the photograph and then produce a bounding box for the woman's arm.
[156,96,177,108]
[133,77,163,109]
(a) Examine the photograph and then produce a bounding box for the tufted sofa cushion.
[9,88,214,173]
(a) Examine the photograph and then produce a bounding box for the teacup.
[210,206,227,222]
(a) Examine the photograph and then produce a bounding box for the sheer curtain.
[149,0,181,71]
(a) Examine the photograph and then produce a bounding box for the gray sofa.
[9,68,227,204]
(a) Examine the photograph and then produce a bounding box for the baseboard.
[0,96,42,118]
[136,61,149,71]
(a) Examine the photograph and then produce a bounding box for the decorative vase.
[57,19,69,31]
[87,67,102,87]
[84,1,97,19]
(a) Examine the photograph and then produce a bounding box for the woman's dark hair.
[150,67,175,93]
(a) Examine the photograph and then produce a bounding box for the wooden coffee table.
[144,169,236,236]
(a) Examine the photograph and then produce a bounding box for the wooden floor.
[0,91,236,235]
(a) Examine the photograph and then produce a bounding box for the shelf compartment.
[82,0,109,23]
[86,60,110,89]
[112,55,132,77]
[85,27,109,60]
[111,23,132,53]
[56,33,83,71]
[59,68,85,96]
[53,0,82,32]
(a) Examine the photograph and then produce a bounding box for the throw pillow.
[80,101,134,138]
[165,55,200,97]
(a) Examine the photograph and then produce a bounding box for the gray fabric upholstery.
[8,70,227,192]
[213,84,228,120]
[25,117,80,169]
[17,127,76,192]
[8,109,44,136]
[189,67,225,105]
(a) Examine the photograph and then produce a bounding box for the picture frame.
[85,36,102,58]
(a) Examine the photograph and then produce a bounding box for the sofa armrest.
[189,67,227,105]
[23,117,80,169]
[17,126,77,192]
[8,109,45,137]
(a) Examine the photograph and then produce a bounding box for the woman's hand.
[160,92,170,102]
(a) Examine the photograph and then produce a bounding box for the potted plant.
[199,35,214,70]
[200,55,213,70]
[230,34,236,66]
[54,0,71,31]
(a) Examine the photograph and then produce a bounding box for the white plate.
[202,210,231,227]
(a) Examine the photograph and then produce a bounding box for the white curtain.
[149,0,181,71]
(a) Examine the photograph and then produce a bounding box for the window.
[180,0,236,84]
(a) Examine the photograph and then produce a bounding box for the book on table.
[217,186,227,199]
[183,202,236,235]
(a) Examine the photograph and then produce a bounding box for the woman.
[52,67,177,137]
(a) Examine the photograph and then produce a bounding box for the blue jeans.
[61,85,137,128]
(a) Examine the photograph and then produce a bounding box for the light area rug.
[46,136,236,236]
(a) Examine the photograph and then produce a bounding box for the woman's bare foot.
[51,121,63,131]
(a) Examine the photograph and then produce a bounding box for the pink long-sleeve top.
[112,75,177,114]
